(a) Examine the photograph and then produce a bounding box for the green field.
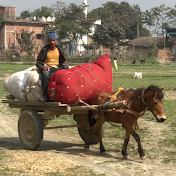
[113,64,176,89]
[1,63,176,89]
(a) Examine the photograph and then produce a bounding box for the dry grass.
[164,90,176,100]
[5,150,78,176]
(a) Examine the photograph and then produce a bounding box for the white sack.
[3,70,31,101]
[23,70,43,101]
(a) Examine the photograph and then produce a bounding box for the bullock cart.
[1,99,126,150]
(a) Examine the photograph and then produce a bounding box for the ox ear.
[154,91,158,97]
[160,88,164,92]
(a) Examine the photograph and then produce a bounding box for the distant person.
[36,31,68,101]
[114,58,118,71]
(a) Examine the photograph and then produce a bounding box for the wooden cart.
[1,99,126,150]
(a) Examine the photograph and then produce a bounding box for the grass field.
[0,62,176,174]
[1,62,176,89]
[113,64,176,89]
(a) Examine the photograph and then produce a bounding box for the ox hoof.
[123,154,129,159]
[84,147,90,151]
[101,151,107,155]
[140,155,145,160]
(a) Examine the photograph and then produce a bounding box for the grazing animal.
[134,72,142,79]
[132,59,136,64]
[140,59,146,64]
[86,85,166,159]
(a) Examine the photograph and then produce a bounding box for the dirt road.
[0,105,176,176]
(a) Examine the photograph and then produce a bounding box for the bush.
[146,58,160,64]
[67,56,100,64]
[4,51,36,63]
[5,50,21,62]
[20,55,36,62]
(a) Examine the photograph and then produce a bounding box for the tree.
[51,1,66,14]
[20,10,31,18]
[0,16,4,25]
[93,22,124,50]
[138,27,150,37]
[14,29,36,57]
[89,1,149,52]
[89,2,149,39]
[101,2,144,39]
[88,2,124,51]
[45,2,93,54]
[32,6,52,18]
[143,4,176,36]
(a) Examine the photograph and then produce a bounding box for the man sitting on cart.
[36,31,68,102]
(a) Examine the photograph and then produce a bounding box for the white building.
[76,0,101,55]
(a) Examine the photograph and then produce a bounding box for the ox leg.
[134,122,139,130]
[100,140,106,153]
[97,113,106,153]
[123,124,145,159]
[97,124,106,153]
[133,132,145,159]
[122,131,130,158]
[85,115,105,154]
[84,122,97,150]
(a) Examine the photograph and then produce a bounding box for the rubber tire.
[78,124,105,144]
[18,110,43,150]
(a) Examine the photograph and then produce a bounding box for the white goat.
[134,72,142,79]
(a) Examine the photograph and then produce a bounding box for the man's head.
[47,31,58,49]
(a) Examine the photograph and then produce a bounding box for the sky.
[1,0,176,16]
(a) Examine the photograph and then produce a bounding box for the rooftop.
[128,37,165,47]
[0,5,16,8]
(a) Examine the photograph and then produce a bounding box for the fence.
[1,47,169,64]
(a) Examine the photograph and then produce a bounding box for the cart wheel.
[73,114,105,144]
[18,110,43,150]
[78,125,105,144]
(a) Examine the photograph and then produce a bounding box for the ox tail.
[88,110,96,127]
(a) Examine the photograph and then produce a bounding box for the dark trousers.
[41,65,69,97]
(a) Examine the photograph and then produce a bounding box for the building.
[0,5,48,51]
[75,0,101,56]
[166,24,176,60]
[0,3,101,58]
[128,37,165,58]
[128,36,176,62]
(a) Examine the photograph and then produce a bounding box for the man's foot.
[43,95,48,102]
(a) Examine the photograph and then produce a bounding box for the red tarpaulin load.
[47,53,112,104]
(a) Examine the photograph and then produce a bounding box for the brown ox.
[86,85,166,159]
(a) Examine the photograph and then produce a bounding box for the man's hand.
[62,61,68,66]
[43,64,50,71]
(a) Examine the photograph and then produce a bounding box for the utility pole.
[137,22,139,38]
[79,0,89,53]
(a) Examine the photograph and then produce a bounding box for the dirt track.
[0,104,176,176]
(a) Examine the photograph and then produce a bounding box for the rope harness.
[99,88,149,127]
[125,88,148,117]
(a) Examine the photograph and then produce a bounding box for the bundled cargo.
[47,53,113,104]
[3,67,43,101]
[4,54,113,103]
